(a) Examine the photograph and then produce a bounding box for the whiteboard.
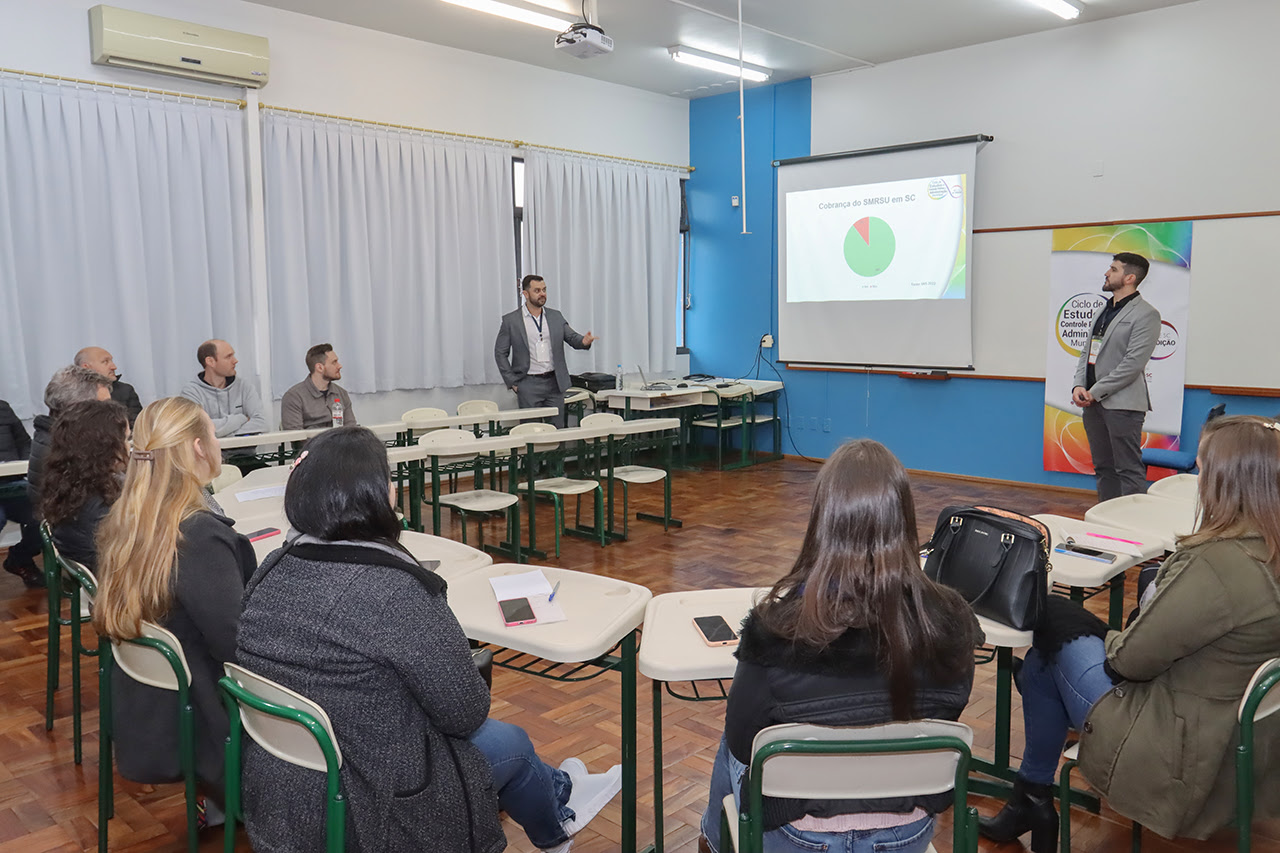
[967,215,1279,390]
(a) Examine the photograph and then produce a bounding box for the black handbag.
[922,505,1050,630]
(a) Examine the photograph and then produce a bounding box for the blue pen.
[548,581,561,602]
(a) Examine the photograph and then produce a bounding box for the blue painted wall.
[686,82,1278,489]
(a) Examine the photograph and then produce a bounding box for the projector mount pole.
[737,0,749,235]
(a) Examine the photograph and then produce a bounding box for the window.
[512,157,525,304]
[677,178,690,352]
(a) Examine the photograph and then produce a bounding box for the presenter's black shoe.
[979,776,1058,853]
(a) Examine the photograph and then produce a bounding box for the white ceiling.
[245,0,1200,99]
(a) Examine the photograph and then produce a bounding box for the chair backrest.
[209,463,244,494]
[113,621,192,692]
[1240,658,1280,724]
[580,412,624,428]
[456,399,500,417]
[563,387,592,405]
[749,720,974,800]
[1206,403,1227,424]
[223,662,343,772]
[59,555,97,609]
[510,421,561,451]
[418,428,480,465]
[0,520,20,549]
[401,407,449,429]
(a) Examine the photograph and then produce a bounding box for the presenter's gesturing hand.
[582,332,597,346]
[1071,386,1095,407]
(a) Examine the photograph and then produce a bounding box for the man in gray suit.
[1071,252,1162,501]
[495,274,596,427]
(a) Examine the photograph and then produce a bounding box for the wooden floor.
[3,457,1278,852]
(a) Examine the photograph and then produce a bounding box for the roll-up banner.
[1043,223,1192,477]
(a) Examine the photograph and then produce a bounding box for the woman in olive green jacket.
[981,415,1280,852]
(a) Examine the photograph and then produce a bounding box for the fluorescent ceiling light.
[1027,0,1084,20]
[668,45,771,83]
[440,0,576,32]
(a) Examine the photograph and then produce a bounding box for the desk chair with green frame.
[39,521,94,737]
[99,620,201,853]
[220,662,346,853]
[691,383,756,470]
[719,720,980,853]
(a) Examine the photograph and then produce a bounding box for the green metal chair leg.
[621,483,629,539]
[553,496,563,558]
[1059,758,1076,853]
[71,585,83,765]
[222,694,242,853]
[179,700,199,852]
[595,489,605,548]
[99,647,113,853]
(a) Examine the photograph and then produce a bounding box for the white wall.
[0,0,688,165]
[810,0,1280,385]
[1,0,689,424]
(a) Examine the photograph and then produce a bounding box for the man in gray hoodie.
[180,339,269,437]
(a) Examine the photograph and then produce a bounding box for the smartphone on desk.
[499,597,537,627]
[1054,543,1117,563]
[693,615,738,647]
[245,527,280,543]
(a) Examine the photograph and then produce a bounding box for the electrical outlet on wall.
[823,418,831,433]
[760,333,774,348]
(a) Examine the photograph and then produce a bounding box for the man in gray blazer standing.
[494,274,596,427]
[1071,252,1162,501]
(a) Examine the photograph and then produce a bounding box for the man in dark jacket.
[0,398,41,587]
[75,346,143,426]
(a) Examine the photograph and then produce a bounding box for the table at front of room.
[388,417,681,560]
[636,587,767,853]
[446,564,653,853]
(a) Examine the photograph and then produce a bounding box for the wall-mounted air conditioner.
[89,5,270,89]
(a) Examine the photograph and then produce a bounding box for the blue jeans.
[1016,637,1114,784]
[700,736,936,853]
[469,718,574,849]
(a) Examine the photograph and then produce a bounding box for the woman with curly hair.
[41,399,130,569]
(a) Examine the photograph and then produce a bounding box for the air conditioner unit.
[89,5,270,89]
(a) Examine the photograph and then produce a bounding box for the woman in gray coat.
[981,415,1280,851]
[236,427,621,852]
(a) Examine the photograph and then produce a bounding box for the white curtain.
[0,75,253,418]
[261,113,515,395]
[522,151,681,376]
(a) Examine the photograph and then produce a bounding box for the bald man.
[74,346,143,426]
[180,339,268,437]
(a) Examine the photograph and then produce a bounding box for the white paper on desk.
[489,569,554,601]
[234,485,286,503]
[528,595,567,624]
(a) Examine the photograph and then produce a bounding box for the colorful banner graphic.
[1043,222,1192,476]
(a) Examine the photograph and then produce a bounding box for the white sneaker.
[558,756,588,781]
[559,763,623,837]
[541,840,572,853]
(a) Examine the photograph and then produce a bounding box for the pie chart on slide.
[843,216,896,277]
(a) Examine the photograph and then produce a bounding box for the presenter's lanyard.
[529,310,544,338]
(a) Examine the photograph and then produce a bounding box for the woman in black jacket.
[93,396,256,822]
[41,399,129,569]
[699,439,981,853]
[236,427,621,853]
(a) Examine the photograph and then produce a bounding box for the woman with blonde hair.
[93,396,255,813]
[982,415,1280,851]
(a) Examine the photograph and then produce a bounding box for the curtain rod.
[0,67,246,108]
[262,103,692,173]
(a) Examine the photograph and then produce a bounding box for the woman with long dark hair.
[93,396,256,818]
[699,439,981,853]
[981,415,1280,851]
[236,427,621,852]
[41,399,129,569]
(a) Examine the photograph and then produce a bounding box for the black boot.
[979,776,1058,853]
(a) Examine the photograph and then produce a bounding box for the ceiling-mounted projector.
[555,22,613,59]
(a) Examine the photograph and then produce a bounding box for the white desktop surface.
[1034,514,1161,589]
[1083,494,1196,552]
[1147,473,1198,503]
[0,460,28,478]
[638,588,767,683]
[446,564,651,663]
